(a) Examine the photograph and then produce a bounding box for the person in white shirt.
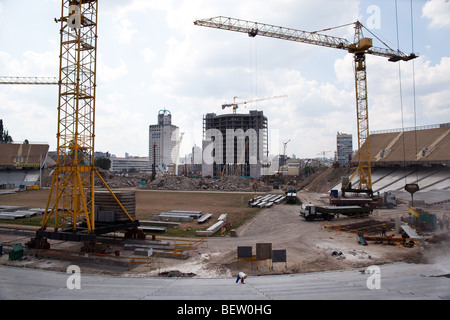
[236,272,247,284]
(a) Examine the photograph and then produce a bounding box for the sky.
[0,0,449,161]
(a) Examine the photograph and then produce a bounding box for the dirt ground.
[2,186,449,279]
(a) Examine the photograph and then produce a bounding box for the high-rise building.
[202,110,268,178]
[337,132,353,166]
[149,109,180,175]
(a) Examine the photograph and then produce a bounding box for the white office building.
[149,109,180,175]
[110,157,150,173]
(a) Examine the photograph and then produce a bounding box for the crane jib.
[194,16,417,62]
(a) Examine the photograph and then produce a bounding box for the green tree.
[0,119,13,143]
[94,157,111,170]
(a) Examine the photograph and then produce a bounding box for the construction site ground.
[1,186,449,279]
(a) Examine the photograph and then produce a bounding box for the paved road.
[0,262,448,300]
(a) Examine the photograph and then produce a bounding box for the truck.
[285,189,297,204]
[300,204,373,221]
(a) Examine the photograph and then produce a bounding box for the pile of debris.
[297,167,352,193]
[141,176,272,192]
[94,169,148,188]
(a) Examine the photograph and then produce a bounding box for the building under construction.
[202,110,268,178]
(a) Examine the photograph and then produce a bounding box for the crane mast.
[39,0,135,239]
[194,16,417,192]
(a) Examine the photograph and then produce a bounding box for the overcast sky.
[1,0,449,160]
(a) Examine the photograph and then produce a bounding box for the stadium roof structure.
[0,143,49,169]
[351,123,450,167]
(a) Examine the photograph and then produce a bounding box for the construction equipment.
[0,76,59,85]
[285,188,297,204]
[222,95,287,114]
[300,203,373,221]
[283,140,291,158]
[330,190,397,208]
[36,0,139,243]
[194,16,417,195]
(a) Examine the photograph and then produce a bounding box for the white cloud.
[141,47,156,63]
[422,0,450,29]
[97,58,128,85]
[0,48,58,76]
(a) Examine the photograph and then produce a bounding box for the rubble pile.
[94,169,148,189]
[142,175,272,192]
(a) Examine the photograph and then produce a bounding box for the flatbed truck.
[300,204,373,221]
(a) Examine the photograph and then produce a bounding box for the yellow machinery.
[37,0,137,242]
[194,17,417,193]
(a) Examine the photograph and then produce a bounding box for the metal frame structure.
[194,16,417,192]
[40,0,135,239]
[0,76,59,85]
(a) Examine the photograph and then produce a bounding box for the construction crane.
[0,76,59,85]
[222,95,287,114]
[283,139,291,157]
[194,16,417,194]
[34,0,138,245]
[317,151,331,159]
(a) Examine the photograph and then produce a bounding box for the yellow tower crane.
[194,16,417,194]
[35,0,138,244]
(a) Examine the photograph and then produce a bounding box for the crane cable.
[394,0,407,183]
[396,0,419,186]
[410,0,419,184]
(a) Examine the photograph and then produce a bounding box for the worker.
[236,272,247,284]
[381,224,387,237]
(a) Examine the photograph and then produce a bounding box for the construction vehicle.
[300,203,373,221]
[194,16,417,197]
[285,188,297,204]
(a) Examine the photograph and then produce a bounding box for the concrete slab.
[0,263,448,300]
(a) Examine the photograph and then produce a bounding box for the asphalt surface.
[0,262,448,300]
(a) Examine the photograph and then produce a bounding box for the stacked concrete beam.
[151,210,203,222]
[250,194,285,208]
[196,220,225,237]
[0,206,44,220]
